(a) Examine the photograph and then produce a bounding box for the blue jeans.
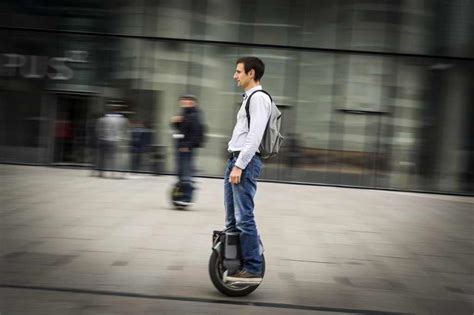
[177,150,194,201]
[177,150,194,182]
[224,155,263,274]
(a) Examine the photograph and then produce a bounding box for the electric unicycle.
[209,229,265,297]
[170,180,194,209]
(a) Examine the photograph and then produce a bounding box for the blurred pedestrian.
[170,94,204,206]
[129,120,151,173]
[225,56,271,283]
[95,104,129,178]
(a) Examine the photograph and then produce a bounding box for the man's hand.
[229,166,243,184]
[178,147,190,152]
[171,115,183,123]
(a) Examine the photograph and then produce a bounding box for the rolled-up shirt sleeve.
[235,93,271,169]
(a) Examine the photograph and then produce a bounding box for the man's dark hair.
[236,56,265,81]
[179,94,197,102]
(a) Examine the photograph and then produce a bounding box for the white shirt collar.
[243,85,262,99]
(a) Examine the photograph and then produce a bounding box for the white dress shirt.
[228,85,271,169]
[97,114,129,142]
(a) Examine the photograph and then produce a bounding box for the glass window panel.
[289,52,335,183]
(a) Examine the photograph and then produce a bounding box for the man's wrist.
[234,160,245,170]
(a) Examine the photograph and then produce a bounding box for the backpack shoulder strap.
[245,90,273,128]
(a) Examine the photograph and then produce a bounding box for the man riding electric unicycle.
[208,56,283,296]
[170,94,205,209]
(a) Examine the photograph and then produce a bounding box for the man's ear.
[248,69,255,80]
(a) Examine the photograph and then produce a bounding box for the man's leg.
[98,141,106,176]
[231,156,263,275]
[174,151,193,204]
[136,152,142,171]
[177,150,184,183]
[135,152,142,172]
[109,143,118,177]
[90,143,99,175]
[224,158,236,230]
[184,151,194,202]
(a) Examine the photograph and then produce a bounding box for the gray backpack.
[245,90,284,159]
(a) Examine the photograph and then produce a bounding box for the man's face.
[179,99,195,107]
[233,63,253,90]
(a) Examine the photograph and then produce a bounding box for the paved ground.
[0,164,473,314]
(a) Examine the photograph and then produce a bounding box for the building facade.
[1,0,473,194]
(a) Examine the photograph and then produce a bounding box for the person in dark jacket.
[170,94,203,205]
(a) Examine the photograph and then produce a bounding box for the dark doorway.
[53,95,95,165]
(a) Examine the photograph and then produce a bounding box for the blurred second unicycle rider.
[170,94,205,206]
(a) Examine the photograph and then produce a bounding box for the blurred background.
[0,0,472,195]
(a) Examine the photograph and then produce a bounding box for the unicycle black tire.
[208,249,265,297]
[170,184,185,209]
